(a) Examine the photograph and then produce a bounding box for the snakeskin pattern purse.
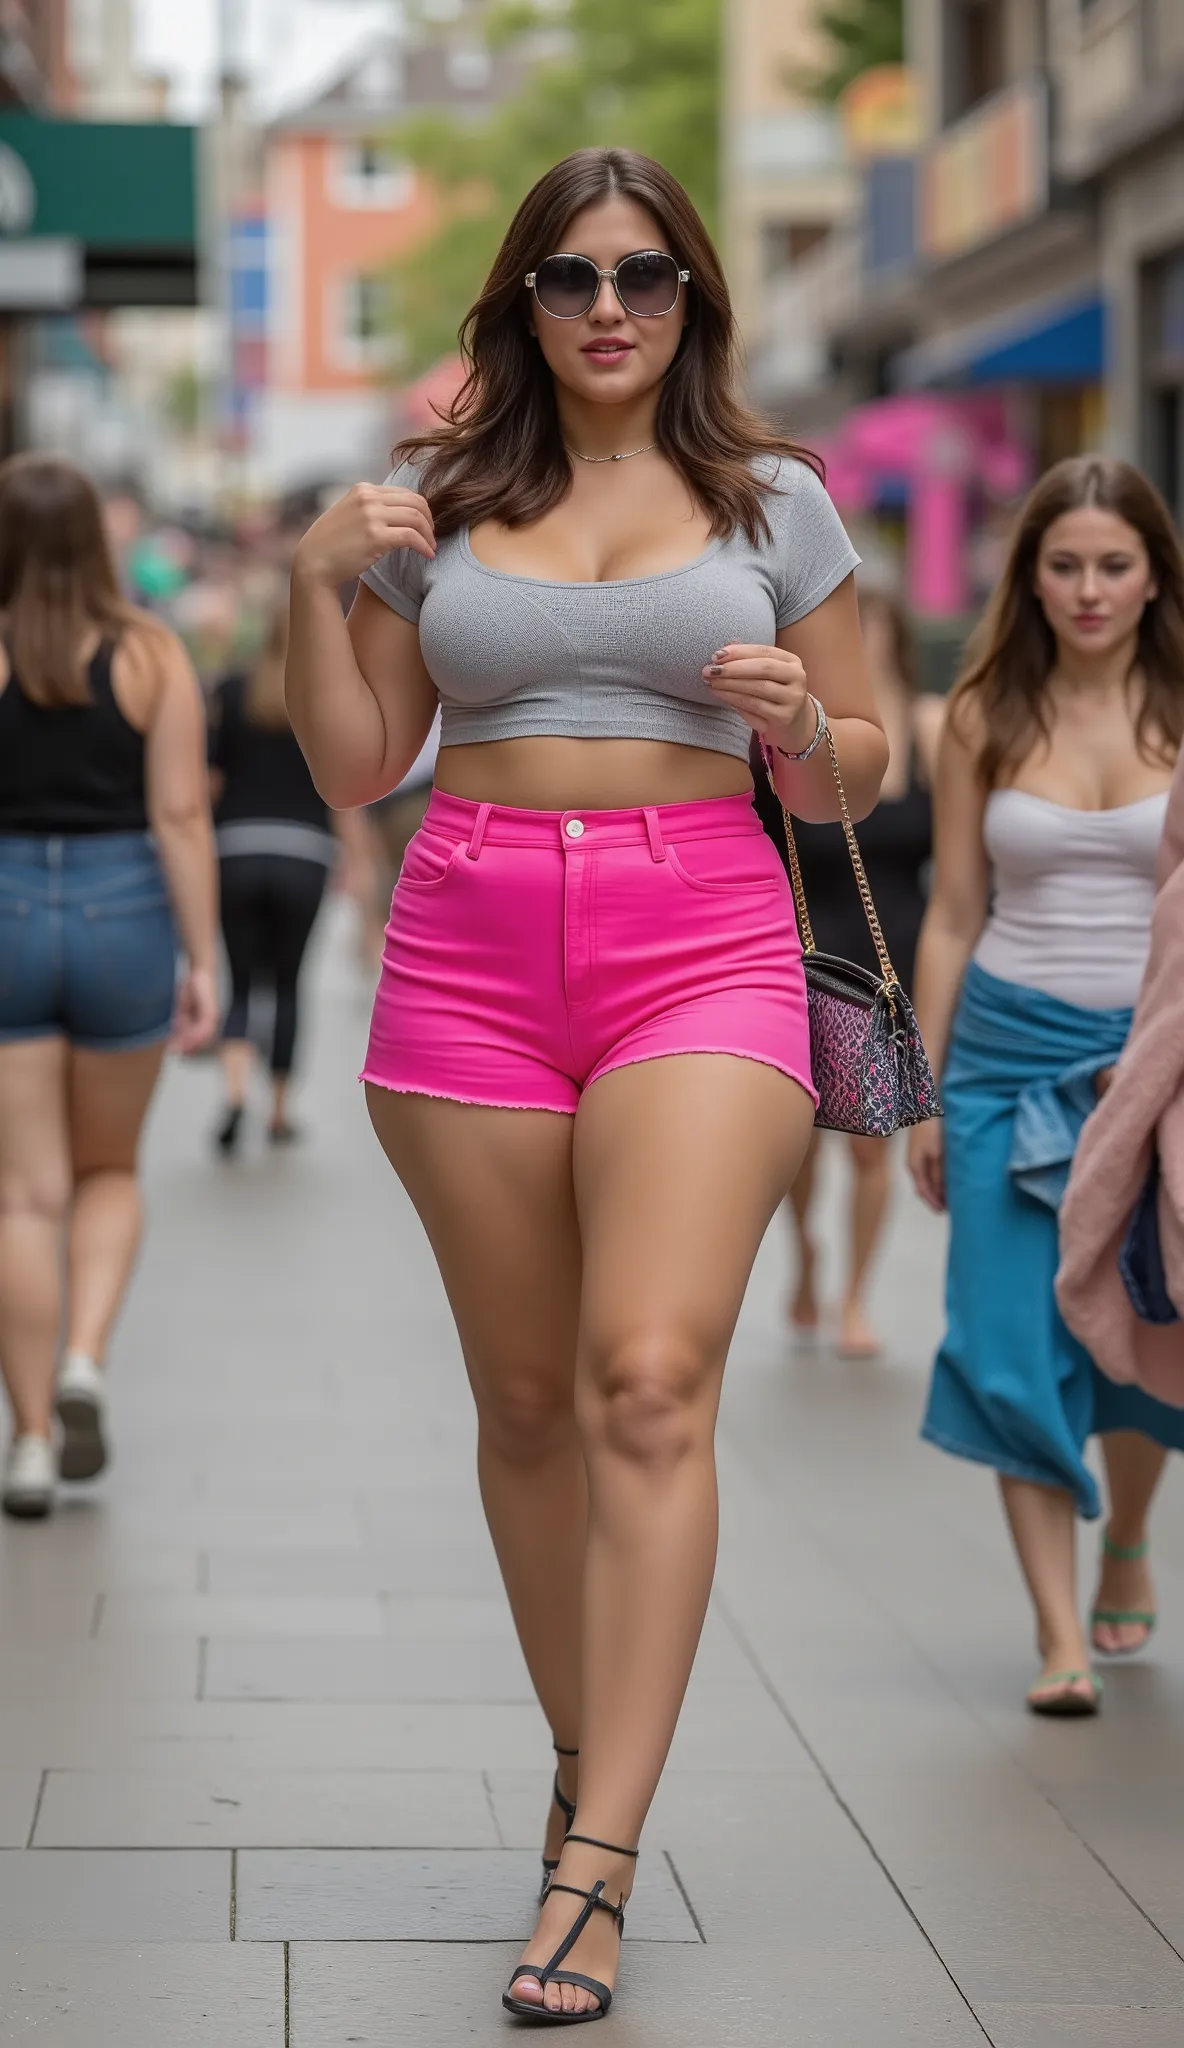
[763,736,941,1137]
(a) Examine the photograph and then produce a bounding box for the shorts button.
[564,818,585,839]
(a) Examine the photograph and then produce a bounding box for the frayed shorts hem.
[360,1046,818,1116]
[0,1020,172,1053]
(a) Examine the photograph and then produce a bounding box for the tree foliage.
[797,0,904,103]
[389,0,720,377]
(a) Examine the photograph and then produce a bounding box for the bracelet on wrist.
[775,694,827,763]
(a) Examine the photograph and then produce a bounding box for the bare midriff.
[433,736,753,814]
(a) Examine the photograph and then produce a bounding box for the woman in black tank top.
[0,456,219,1519]
[755,589,943,1357]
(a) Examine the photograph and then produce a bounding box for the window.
[945,0,1007,122]
[329,142,415,211]
[334,273,390,372]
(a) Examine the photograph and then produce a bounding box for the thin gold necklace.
[565,442,656,464]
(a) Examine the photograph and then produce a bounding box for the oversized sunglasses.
[525,249,690,320]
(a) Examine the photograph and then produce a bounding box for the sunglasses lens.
[533,255,598,317]
[616,252,681,316]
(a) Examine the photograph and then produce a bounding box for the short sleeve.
[763,457,860,629]
[358,460,429,624]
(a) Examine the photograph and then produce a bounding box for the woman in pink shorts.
[287,148,886,2025]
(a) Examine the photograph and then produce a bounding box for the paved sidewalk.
[3,907,1184,2045]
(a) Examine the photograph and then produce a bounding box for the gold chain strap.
[768,731,900,993]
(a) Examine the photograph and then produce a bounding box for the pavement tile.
[203,1634,534,1703]
[287,1938,986,2047]
[0,1944,283,2045]
[0,1639,200,1704]
[0,1773,40,1850]
[96,1593,386,1638]
[34,1767,500,1849]
[977,2006,1184,2046]
[236,1848,697,1942]
[0,1851,231,1940]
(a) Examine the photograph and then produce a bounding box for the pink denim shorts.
[362,788,815,1114]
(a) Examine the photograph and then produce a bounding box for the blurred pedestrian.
[757,587,942,1355]
[209,581,335,1152]
[0,456,218,1519]
[286,148,887,2024]
[908,455,1184,1715]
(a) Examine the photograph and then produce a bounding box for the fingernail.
[706,663,722,676]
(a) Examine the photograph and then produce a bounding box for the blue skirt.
[922,963,1184,1518]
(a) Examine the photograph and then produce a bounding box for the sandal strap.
[506,1965,613,2012]
[551,1771,577,1825]
[529,1878,620,1978]
[552,1743,579,1757]
[564,1832,638,1859]
[1102,1531,1149,1562]
[1090,1607,1156,1627]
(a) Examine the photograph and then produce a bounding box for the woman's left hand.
[171,964,220,1055]
[704,644,817,756]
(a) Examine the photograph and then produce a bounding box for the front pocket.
[664,840,783,896]
[395,832,459,892]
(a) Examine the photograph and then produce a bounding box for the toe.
[513,1975,544,2008]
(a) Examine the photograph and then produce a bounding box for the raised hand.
[293,483,436,589]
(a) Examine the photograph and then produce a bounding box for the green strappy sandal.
[541,1744,578,1900]
[1026,1669,1102,1717]
[1090,1532,1157,1656]
[505,1832,637,2025]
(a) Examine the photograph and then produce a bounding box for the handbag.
[1119,1150,1180,1325]
[762,735,941,1137]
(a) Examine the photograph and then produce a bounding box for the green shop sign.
[0,114,198,309]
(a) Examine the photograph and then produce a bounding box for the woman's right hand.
[908,1118,946,1212]
[292,483,435,589]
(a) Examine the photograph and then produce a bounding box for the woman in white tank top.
[909,456,1184,1718]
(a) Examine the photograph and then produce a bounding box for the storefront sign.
[840,66,922,162]
[0,114,197,308]
[919,75,1048,264]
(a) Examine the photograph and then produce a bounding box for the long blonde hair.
[0,455,136,707]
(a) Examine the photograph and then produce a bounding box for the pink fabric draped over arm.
[1056,757,1184,1405]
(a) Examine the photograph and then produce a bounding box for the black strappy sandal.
[504,1832,638,2025]
[540,1744,578,1900]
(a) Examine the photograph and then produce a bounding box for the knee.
[0,1162,71,1225]
[850,1136,889,1186]
[581,1332,711,1475]
[477,1368,575,1467]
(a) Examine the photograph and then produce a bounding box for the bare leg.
[837,1133,891,1358]
[0,1039,71,1438]
[64,1044,166,1363]
[1091,1431,1167,1653]
[999,1475,1093,1705]
[366,1088,586,1864]
[514,1055,813,2015]
[786,1129,820,1332]
[220,1040,253,1112]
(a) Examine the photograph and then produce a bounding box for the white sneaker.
[2,1435,56,1519]
[55,1351,109,1481]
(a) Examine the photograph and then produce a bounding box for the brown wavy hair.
[397,148,821,543]
[950,455,1184,787]
[0,454,136,708]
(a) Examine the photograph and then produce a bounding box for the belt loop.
[465,802,493,861]
[643,807,666,862]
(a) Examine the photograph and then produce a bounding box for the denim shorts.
[0,832,177,1051]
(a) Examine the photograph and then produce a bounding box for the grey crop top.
[360,452,860,763]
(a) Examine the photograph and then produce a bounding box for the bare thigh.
[574,1055,815,1400]
[365,1088,582,1421]
[0,1038,71,1214]
[69,1044,167,1177]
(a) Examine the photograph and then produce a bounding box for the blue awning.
[895,293,1106,390]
